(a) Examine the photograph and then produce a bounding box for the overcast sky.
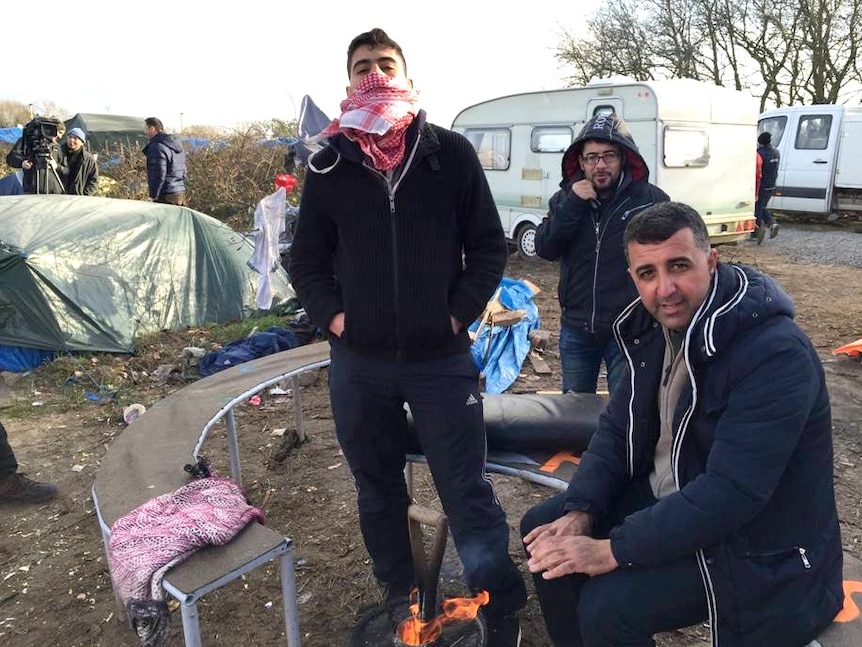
[2,1,596,131]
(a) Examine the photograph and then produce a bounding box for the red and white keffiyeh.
[312,72,420,170]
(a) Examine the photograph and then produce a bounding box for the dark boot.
[0,472,57,504]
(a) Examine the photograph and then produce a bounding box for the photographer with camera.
[5,116,66,194]
[59,128,99,196]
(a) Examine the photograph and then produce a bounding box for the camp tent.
[0,194,297,356]
[63,113,149,153]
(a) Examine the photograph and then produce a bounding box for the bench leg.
[225,409,243,487]
[291,375,305,443]
[280,544,301,646]
[96,526,127,623]
[179,600,203,647]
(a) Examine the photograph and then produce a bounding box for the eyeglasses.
[581,151,621,166]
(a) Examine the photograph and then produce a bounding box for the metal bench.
[92,342,331,647]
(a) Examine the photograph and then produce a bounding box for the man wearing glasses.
[535,113,669,396]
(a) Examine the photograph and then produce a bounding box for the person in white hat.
[59,127,99,195]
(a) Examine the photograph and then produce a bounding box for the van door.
[770,107,842,213]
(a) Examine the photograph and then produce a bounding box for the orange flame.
[396,590,489,646]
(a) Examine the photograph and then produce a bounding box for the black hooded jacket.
[289,111,507,362]
[535,113,669,334]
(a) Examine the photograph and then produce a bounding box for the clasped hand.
[523,511,618,579]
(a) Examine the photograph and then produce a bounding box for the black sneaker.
[769,222,780,239]
[755,226,766,245]
[0,472,57,504]
[484,612,521,647]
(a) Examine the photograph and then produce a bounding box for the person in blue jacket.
[522,201,843,647]
[142,117,187,206]
[535,113,669,397]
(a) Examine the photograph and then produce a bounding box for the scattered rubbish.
[297,592,312,605]
[123,404,147,424]
[72,465,85,472]
[249,395,261,406]
[327,463,342,470]
[270,428,287,437]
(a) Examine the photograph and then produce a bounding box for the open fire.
[396,589,490,646]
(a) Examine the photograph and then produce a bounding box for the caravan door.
[762,106,843,213]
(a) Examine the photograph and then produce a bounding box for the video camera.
[22,116,64,169]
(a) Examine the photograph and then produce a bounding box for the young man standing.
[535,114,669,396]
[755,131,781,243]
[522,202,842,646]
[142,117,187,206]
[289,28,526,645]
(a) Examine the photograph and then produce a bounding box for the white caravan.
[758,104,862,214]
[451,78,758,256]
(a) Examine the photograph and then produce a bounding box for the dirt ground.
[1,236,861,647]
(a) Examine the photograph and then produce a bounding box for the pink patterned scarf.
[108,477,265,645]
[313,72,420,170]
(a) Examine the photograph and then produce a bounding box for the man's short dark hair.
[624,202,712,261]
[145,117,164,132]
[758,131,772,146]
[346,28,406,76]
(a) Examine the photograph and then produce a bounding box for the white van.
[451,78,758,256]
[758,104,862,214]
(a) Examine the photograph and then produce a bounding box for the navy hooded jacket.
[143,132,187,199]
[566,262,843,646]
[535,113,669,335]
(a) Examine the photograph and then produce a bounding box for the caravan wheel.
[516,223,538,258]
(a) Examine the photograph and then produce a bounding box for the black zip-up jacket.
[757,143,780,189]
[289,112,507,362]
[535,114,669,335]
[566,263,843,646]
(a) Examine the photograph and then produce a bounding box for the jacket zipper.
[378,131,423,361]
[589,196,632,332]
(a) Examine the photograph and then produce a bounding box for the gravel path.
[738,224,862,268]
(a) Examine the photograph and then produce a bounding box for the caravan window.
[592,105,616,117]
[758,116,786,147]
[795,115,833,150]
[531,127,573,153]
[464,128,511,170]
[663,126,709,168]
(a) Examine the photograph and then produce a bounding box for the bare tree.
[0,100,32,127]
[556,0,656,84]
[556,0,862,109]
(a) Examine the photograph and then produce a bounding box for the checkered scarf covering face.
[313,72,420,170]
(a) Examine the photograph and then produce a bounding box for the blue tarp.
[0,127,22,144]
[469,277,541,394]
[0,345,55,372]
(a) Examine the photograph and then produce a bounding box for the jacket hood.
[560,113,649,187]
[143,132,184,155]
[617,262,795,364]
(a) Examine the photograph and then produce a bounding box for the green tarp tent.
[0,194,297,353]
[63,113,149,154]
